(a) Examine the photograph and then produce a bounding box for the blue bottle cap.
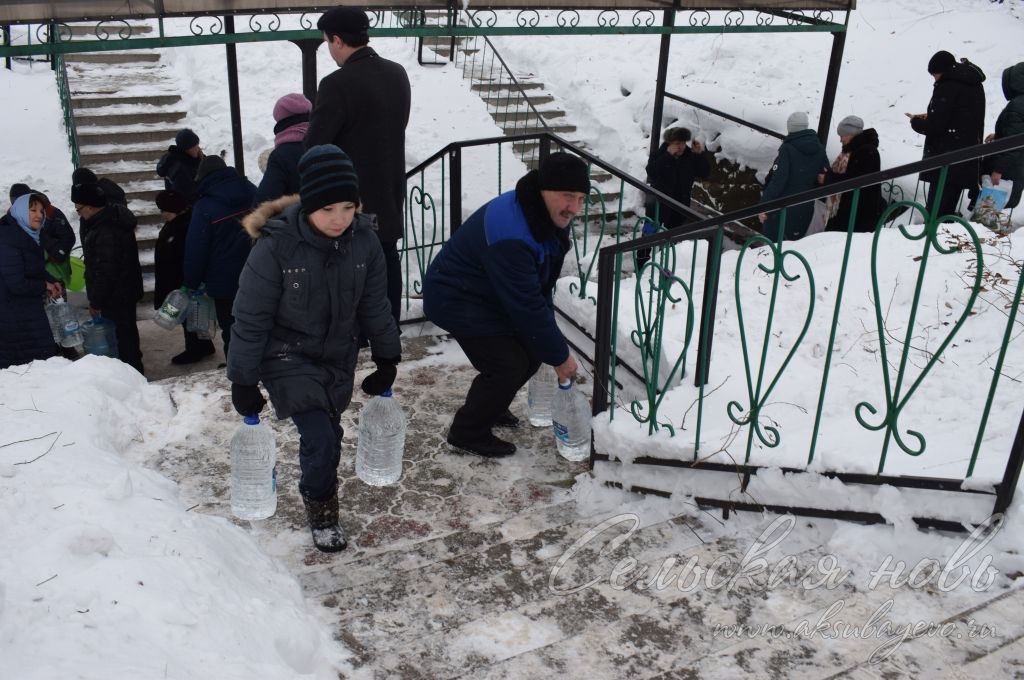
[381,389,393,398]
[558,380,572,390]
[244,414,260,425]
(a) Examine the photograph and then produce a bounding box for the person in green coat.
[981,62,1024,210]
[758,111,830,241]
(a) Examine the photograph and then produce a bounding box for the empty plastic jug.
[527,369,555,427]
[81,316,118,357]
[154,288,191,330]
[185,294,217,341]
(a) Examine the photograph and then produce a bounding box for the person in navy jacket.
[423,153,587,458]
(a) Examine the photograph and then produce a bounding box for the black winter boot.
[300,489,348,553]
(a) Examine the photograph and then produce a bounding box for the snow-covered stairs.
[65,22,187,295]
[421,30,627,231]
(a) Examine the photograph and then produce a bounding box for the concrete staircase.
[64,22,186,295]
[421,31,627,231]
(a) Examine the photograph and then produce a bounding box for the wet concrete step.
[75,110,187,127]
[490,109,567,124]
[77,127,178,146]
[471,82,545,93]
[72,94,181,109]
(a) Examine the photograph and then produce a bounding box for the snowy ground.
[2,1,1024,677]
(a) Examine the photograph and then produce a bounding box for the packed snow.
[2,0,1024,677]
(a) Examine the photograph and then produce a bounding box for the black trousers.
[381,240,402,328]
[451,334,541,440]
[291,408,344,501]
[183,326,215,354]
[213,296,235,361]
[103,303,144,376]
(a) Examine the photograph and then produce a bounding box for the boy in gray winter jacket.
[227,145,401,552]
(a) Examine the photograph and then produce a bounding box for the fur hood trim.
[242,194,299,238]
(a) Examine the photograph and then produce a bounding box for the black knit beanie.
[538,152,590,194]
[298,145,360,213]
[196,155,226,183]
[71,182,107,208]
[9,183,31,203]
[71,167,98,186]
[175,128,200,150]
[928,50,956,75]
[155,189,189,214]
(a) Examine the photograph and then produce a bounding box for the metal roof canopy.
[2,2,853,185]
[3,1,854,23]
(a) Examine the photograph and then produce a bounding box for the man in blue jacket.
[423,153,586,458]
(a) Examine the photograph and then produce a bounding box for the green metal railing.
[397,132,739,324]
[53,49,79,168]
[590,133,1024,525]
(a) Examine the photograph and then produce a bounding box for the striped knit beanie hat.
[298,144,360,213]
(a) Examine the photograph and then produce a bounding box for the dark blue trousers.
[291,409,344,501]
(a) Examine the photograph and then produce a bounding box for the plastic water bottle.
[356,389,406,486]
[49,299,83,349]
[154,288,191,330]
[527,370,555,427]
[186,294,217,340]
[230,415,277,520]
[551,380,591,462]
[81,317,117,357]
[44,298,64,343]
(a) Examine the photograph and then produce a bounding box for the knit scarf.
[825,151,851,220]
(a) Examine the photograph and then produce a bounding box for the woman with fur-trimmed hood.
[227,145,401,553]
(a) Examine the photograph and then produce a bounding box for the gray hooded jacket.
[227,195,400,419]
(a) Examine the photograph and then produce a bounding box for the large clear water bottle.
[44,298,64,344]
[48,299,83,349]
[154,288,191,330]
[356,389,406,486]
[81,317,117,357]
[551,380,591,462]
[527,369,555,427]
[230,415,277,520]
[186,294,217,340]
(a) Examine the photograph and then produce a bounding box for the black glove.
[231,383,267,417]
[361,355,400,396]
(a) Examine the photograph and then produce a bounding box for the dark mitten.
[231,383,267,417]
[360,355,400,396]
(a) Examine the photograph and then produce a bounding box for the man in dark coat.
[182,156,257,362]
[0,193,60,369]
[156,128,204,203]
[154,189,215,365]
[228,145,400,552]
[646,127,711,229]
[423,153,586,458]
[305,6,411,329]
[759,112,830,241]
[255,93,311,206]
[71,168,127,207]
[982,61,1024,210]
[822,116,886,233]
[908,50,986,218]
[72,182,145,375]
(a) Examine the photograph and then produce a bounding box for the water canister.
[186,294,217,340]
[527,369,555,427]
[154,288,192,330]
[81,316,118,358]
[355,389,407,486]
[230,415,277,520]
[551,379,591,462]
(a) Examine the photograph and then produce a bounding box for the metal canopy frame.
[2,3,852,200]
